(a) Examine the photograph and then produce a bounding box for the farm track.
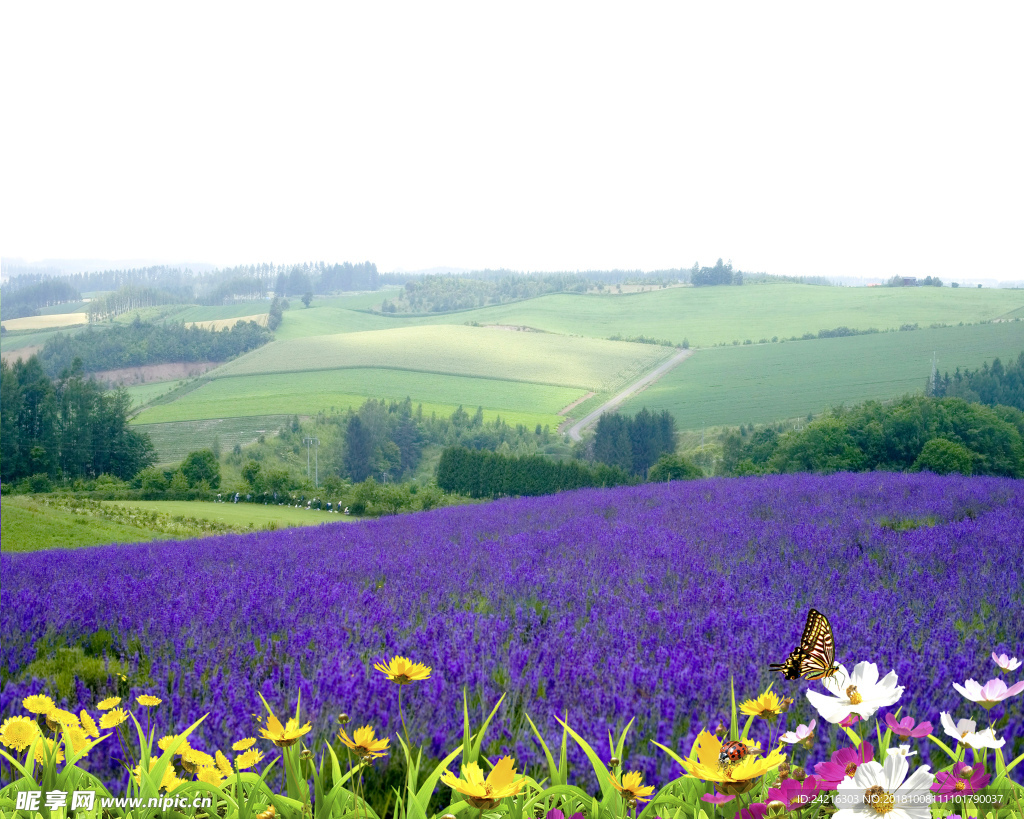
[566,348,693,440]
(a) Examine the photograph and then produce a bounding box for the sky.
[3,2,1022,279]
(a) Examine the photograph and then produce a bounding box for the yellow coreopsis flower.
[235,748,266,770]
[181,747,215,773]
[80,710,100,738]
[99,708,129,729]
[34,737,65,765]
[440,756,526,809]
[232,737,257,751]
[133,757,184,793]
[45,708,81,731]
[259,714,312,748]
[137,695,163,707]
[23,694,55,715]
[339,725,390,760]
[158,734,193,754]
[610,770,656,804]
[676,730,786,796]
[196,765,226,787]
[97,697,121,710]
[0,716,40,751]
[63,725,92,756]
[740,689,783,719]
[216,750,233,777]
[373,655,432,684]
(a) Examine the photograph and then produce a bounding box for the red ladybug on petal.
[718,740,750,767]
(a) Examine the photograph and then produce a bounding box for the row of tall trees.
[1,357,156,483]
[0,278,82,320]
[38,318,272,376]
[930,352,1024,411]
[592,408,677,476]
[87,285,186,321]
[436,446,636,498]
[691,258,744,286]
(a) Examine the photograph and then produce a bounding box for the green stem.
[399,685,413,768]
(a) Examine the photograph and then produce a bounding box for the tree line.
[929,351,1024,411]
[0,278,82,320]
[690,258,744,286]
[1,356,156,484]
[38,318,273,377]
[592,408,677,476]
[86,285,188,321]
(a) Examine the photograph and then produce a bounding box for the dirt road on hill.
[566,348,693,441]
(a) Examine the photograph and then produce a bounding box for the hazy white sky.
[3,2,1022,278]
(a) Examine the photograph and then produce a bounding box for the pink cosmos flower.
[739,805,767,819]
[814,742,874,789]
[700,793,735,805]
[931,761,990,802]
[839,713,860,727]
[884,713,933,738]
[546,810,584,819]
[766,775,822,810]
[780,719,816,744]
[992,652,1021,672]
[952,678,1024,710]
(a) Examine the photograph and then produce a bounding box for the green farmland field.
[131,369,576,431]
[621,321,1024,429]
[173,302,271,322]
[212,325,673,391]
[331,283,1024,348]
[124,380,184,408]
[133,416,295,464]
[104,500,350,528]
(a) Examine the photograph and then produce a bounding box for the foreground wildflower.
[233,737,257,751]
[952,678,1024,710]
[940,713,1005,750]
[63,725,92,755]
[34,737,65,765]
[766,776,822,811]
[97,697,121,710]
[780,720,816,744]
[834,755,933,818]
[888,744,918,759]
[99,708,129,729]
[807,662,903,723]
[0,716,41,751]
[814,743,874,789]
[215,750,233,777]
[741,689,783,719]
[45,708,80,731]
[884,713,932,739]
[197,765,226,787]
[259,714,312,748]
[133,757,181,792]
[679,730,785,795]
[440,756,526,809]
[610,770,656,804]
[158,734,193,754]
[700,792,735,805]
[137,695,163,707]
[80,710,100,738]
[992,652,1021,673]
[373,655,432,684]
[932,762,990,802]
[23,694,55,715]
[236,748,266,770]
[339,724,390,760]
[545,810,585,819]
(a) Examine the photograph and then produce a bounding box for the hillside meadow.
[622,320,1024,429]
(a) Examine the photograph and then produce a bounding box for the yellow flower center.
[845,686,863,705]
[954,780,966,792]
[845,762,858,777]
[864,786,894,815]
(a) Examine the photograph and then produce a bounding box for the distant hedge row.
[437,446,637,498]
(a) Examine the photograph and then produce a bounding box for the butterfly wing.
[798,609,837,681]
[769,647,806,680]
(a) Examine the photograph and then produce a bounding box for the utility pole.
[303,437,320,487]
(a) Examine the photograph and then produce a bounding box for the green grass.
[133,416,295,464]
[124,380,184,408]
[620,321,1024,429]
[131,369,572,431]
[272,304,402,339]
[104,500,352,527]
[213,325,673,391]
[172,302,271,322]
[335,283,1024,347]
[37,301,90,315]
[1,495,162,551]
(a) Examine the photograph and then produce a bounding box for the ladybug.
[718,740,750,767]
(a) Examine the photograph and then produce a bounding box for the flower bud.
[609,756,620,770]
[715,722,727,737]
[766,801,788,818]
[779,697,795,714]
[791,766,806,782]
[777,762,791,780]
[442,814,457,819]
[959,765,974,780]
[300,749,313,761]
[338,713,351,725]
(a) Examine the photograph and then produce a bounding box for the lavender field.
[2,472,1023,791]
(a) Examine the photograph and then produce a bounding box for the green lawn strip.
[213,325,672,392]
[620,322,1024,430]
[104,500,353,528]
[1,495,163,552]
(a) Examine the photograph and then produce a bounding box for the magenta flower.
[931,762,991,802]
[700,793,735,805]
[884,712,933,739]
[546,811,584,819]
[952,678,1024,710]
[766,776,823,811]
[814,742,874,789]
[739,805,767,819]
[839,713,860,727]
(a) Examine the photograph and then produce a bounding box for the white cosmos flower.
[806,662,904,724]
[940,713,1006,750]
[888,744,917,759]
[780,719,816,744]
[952,678,1024,709]
[991,652,1021,672]
[834,754,933,818]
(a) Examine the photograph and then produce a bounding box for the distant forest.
[929,351,1024,410]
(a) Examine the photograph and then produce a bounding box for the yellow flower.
[181,747,215,773]
[80,710,100,738]
[45,708,81,731]
[610,770,656,804]
[339,725,390,760]
[158,734,192,754]
[740,689,783,719]
[373,655,432,684]
[216,750,233,777]
[97,697,121,710]
[196,766,226,787]
[232,737,257,751]
[137,695,163,707]
[440,756,526,809]
[676,730,786,794]
[259,714,312,748]
[99,708,128,729]
[1,716,40,751]
[63,725,92,756]
[34,737,65,765]
[134,757,184,793]
[235,748,266,770]
[23,694,56,715]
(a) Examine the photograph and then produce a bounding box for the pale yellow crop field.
[1,313,90,331]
